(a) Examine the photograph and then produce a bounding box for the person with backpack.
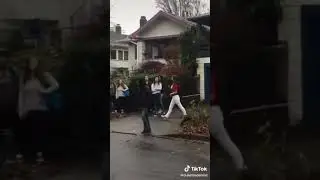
[16,57,59,164]
[161,76,187,119]
[114,79,129,116]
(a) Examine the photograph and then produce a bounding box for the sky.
[110,0,159,35]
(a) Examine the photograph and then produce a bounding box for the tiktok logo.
[184,165,190,172]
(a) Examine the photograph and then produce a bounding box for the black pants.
[16,111,50,155]
[141,108,151,132]
[115,97,126,112]
[152,93,161,112]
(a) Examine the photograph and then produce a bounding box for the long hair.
[23,58,46,85]
[117,79,126,89]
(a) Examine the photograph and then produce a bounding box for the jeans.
[152,93,161,113]
[210,106,245,170]
[164,95,187,118]
[141,108,151,132]
[160,93,164,111]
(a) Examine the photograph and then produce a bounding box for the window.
[111,50,117,59]
[118,50,123,60]
[124,51,128,60]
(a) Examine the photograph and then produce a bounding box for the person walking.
[16,57,59,164]
[139,79,152,134]
[114,79,129,116]
[144,75,152,113]
[151,76,162,116]
[210,63,248,178]
[161,76,187,119]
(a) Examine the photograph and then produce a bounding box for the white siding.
[197,57,210,100]
[279,0,320,124]
[139,18,187,38]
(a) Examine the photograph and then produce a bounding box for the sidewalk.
[110,111,184,136]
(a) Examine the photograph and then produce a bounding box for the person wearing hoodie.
[139,78,153,134]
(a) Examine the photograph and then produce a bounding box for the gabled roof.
[110,31,128,43]
[129,10,209,39]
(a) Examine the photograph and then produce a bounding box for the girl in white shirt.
[151,76,162,115]
[115,79,129,115]
[17,57,59,164]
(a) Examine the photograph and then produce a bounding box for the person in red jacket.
[210,65,248,177]
[161,76,187,119]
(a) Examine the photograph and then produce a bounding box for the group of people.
[0,57,59,164]
[110,75,187,119]
[139,75,187,134]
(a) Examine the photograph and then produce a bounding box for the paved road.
[109,133,210,180]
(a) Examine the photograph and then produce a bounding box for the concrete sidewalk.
[110,111,184,136]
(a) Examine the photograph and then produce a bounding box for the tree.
[155,0,209,18]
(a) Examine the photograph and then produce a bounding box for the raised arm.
[40,72,59,93]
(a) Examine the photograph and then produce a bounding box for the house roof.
[129,10,209,39]
[110,31,128,43]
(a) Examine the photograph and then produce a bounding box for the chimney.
[115,24,121,34]
[140,16,147,27]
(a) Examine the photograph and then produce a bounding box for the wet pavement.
[110,112,183,136]
[110,133,210,180]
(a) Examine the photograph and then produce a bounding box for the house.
[118,11,210,101]
[279,1,320,125]
[110,24,136,73]
[0,0,105,51]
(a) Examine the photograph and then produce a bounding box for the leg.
[159,93,164,112]
[173,95,187,116]
[141,108,151,133]
[163,97,176,118]
[210,106,245,170]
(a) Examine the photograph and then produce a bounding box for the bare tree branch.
[155,0,208,17]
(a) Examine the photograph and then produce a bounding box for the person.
[115,79,129,115]
[161,76,187,119]
[210,63,248,178]
[0,60,19,162]
[16,57,59,164]
[158,76,165,114]
[139,79,152,134]
[151,76,162,116]
[144,75,152,113]
[110,81,116,113]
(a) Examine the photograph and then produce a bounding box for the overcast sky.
[110,0,158,35]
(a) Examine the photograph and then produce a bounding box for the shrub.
[181,100,210,136]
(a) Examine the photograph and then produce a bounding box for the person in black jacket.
[139,78,152,134]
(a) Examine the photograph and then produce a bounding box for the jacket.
[139,81,152,108]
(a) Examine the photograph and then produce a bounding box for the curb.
[111,131,210,142]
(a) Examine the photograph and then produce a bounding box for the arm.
[157,83,162,91]
[151,83,155,92]
[169,84,178,96]
[40,72,59,93]
[123,84,129,91]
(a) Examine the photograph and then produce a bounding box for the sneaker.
[161,115,168,120]
[36,152,44,164]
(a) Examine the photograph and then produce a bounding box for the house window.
[111,50,117,59]
[118,50,123,60]
[124,51,128,60]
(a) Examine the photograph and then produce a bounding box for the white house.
[110,24,137,73]
[279,0,320,125]
[118,11,211,101]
